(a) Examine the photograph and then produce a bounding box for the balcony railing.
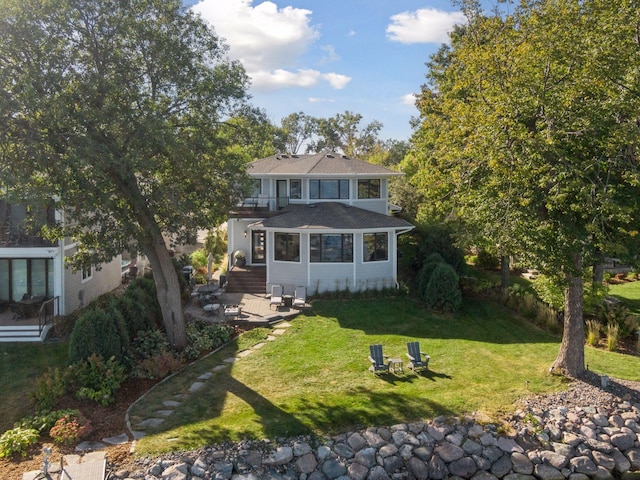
[233,196,290,213]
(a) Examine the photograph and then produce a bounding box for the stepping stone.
[278,322,292,328]
[198,372,213,380]
[102,433,129,445]
[189,381,205,392]
[131,430,146,439]
[266,335,277,341]
[174,393,190,400]
[163,400,182,407]
[253,342,266,349]
[272,329,287,335]
[237,349,252,358]
[223,357,237,363]
[154,410,174,417]
[137,417,165,428]
[75,441,106,452]
[212,364,227,371]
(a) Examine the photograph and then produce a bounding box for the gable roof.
[247,150,403,177]
[250,202,413,231]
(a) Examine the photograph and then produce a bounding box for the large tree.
[308,111,383,158]
[408,0,640,376]
[0,0,251,349]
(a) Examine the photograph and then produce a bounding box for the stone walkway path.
[22,321,293,480]
[126,320,292,441]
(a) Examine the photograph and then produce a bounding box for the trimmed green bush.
[68,308,125,364]
[417,253,446,297]
[424,262,462,312]
[30,367,69,410]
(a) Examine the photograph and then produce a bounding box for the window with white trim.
[310,234,353,262]
[363,233,388,262]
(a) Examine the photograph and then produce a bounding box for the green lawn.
[0,341,68,433]
[131,297,640,455]
[609,281,640,315]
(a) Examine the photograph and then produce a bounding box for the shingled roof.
[250,202,413,231]
[247,150,403,177]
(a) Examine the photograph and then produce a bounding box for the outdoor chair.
[406,341,430,372]
[292,286,306,309]
[270,284,283,310]
[368,344,390,374]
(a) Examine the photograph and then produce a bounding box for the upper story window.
[358,179,381,199]
[250,179,261,197]
[309,180,349,199]
[363,232,388,262]
[290,179,302,199]
[310,234,353,263]
[274,232,300,262]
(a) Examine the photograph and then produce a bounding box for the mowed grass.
[0,341,68,433]
[132,297,640,455]
[609,281,640,315]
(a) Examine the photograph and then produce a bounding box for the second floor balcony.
[0,223,56,248]
[230,196,290,218]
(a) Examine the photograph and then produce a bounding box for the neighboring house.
[0,200,124,323]
[227,151,414,294]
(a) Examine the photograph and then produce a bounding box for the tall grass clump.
[607,323,619,351]
[586,320,601,347]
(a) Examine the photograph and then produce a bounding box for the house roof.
[249,202,414,231]
[247,150,403,177]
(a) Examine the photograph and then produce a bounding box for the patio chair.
[406,341,430,372]
[292,286,306,309]
[270,284,283,310]
[368,344,390,374]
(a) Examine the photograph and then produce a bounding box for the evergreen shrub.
[423,262,462,312]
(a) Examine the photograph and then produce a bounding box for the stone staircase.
[224,266,266,294]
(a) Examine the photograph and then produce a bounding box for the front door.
[252,230,266,264]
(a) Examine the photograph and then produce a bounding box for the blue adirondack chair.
[368,344,390,374]
[406,341,430,372]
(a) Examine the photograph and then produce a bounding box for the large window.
[250,179,261,198]
[290,179,301,199]
[358,179,381,199]
[363,233,388,262]
[309,179,349,199]
[310,234,353,262]
[0,258,54,301]
[274,233,300,262]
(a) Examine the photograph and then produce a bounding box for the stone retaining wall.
[112,397,640,480]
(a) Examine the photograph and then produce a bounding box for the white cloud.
[249,69,351,92]
[308,97,336,104]
[401,93,417,106]
[347,30,356,37]
[191,0,350,91]
[386,8,466,44]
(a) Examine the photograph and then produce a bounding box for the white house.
[0,200,124,339]
[227,151,414,294]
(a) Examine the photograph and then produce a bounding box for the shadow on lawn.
[313,297,556,345]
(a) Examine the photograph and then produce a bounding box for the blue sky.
[184,0,467,142]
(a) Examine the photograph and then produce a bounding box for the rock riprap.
[110,374,640,480]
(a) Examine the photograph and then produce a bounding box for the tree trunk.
[142,236,187,350]
[552,254,585,377]
[500,256,510,290]
[592,260,604,290]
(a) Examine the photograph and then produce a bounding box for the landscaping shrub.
[607,323,619,351]
[49,412,92,445]
[423,262,462,312]
[186,321,233,354]
[16,409,80,434]
[30,367,69,411]
[0,427,39,458]
[68,307,126,364]
[132,351,185,379]
[122,285,160,337]
[128,329,169,362]
[417,253,446,297]
[71,354,126,406]
[598,303,639,339]
[475,250,500,269]
[415,223,466,275]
